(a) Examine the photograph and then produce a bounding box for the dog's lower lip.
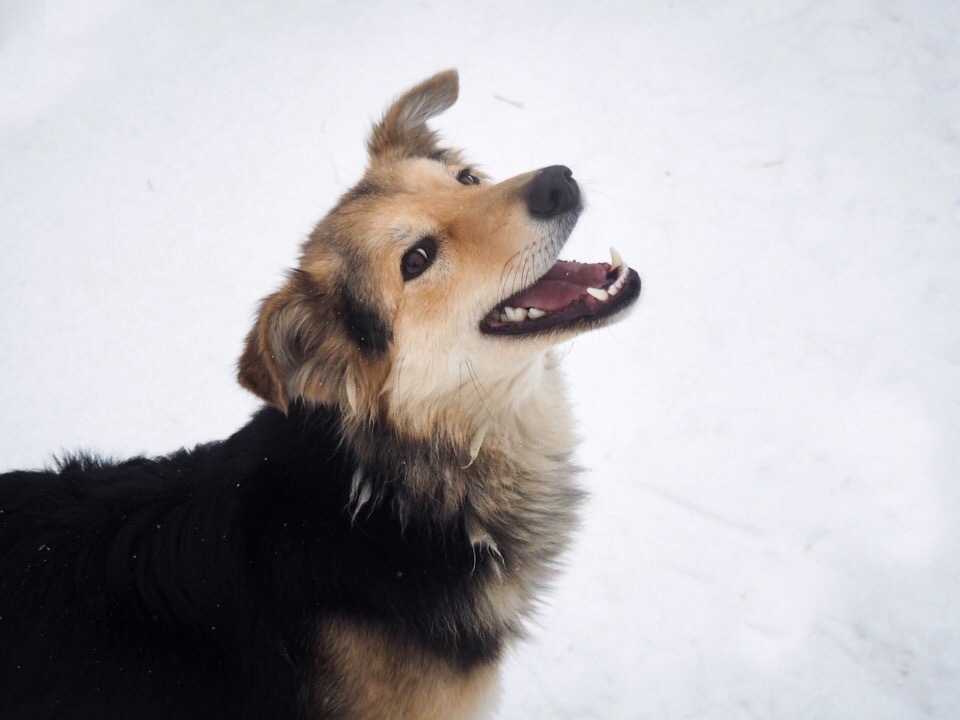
[480,249,641,336]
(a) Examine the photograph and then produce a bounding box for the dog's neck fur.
[340,348,583,629]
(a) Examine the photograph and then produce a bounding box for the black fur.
[0,403,501,720]
[338,281,393,354]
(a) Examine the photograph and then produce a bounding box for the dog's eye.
[401,237,438,281]
[456,168,480,186]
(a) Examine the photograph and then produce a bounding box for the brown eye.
[401,237,438,281]
[456,168,480,186]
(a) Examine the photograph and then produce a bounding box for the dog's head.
[239,70,640,439]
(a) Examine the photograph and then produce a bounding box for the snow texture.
[2,1,958,718]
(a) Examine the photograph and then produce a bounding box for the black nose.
[526,165,580,218]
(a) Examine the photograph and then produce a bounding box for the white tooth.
[504,306,526,322]
[610,246,624,270]
[527,308,546,319]
[587,287,610,302]
[607,284,619,296]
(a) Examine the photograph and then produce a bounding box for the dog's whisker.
[393,355,406,400]
[500,255,517,299]
[464,358,498,428]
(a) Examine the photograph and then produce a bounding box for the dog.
[0,70,640,720]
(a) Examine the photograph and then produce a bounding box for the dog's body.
[0,71,640,719]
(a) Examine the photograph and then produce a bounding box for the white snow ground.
[2,1,959,718]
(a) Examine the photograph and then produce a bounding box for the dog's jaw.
[481,247,641,337]
[383,338,562,454]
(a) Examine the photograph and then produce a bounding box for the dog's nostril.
[526,165,580,218]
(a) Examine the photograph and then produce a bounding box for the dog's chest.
[310,616,499,720]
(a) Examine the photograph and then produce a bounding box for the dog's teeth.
[610,246,624,270]
[611,264,629,292]
[498,306,550,322]
[586,287,610,302]
[503,306,527,322]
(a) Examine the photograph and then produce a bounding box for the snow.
[2,1,959,717]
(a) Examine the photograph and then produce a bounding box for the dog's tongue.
[508,260,609,312]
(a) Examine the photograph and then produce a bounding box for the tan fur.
[312,617,499,720]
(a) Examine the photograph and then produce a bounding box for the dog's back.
[0,409,304,719]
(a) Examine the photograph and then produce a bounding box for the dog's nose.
[526,165,580,218]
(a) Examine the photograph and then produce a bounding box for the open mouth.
[481,247,641,336]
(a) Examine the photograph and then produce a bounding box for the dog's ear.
[367,69,459,163]
[238,269,392,417]
[238,271,338,413]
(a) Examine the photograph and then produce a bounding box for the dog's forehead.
[333,158,469,234]
[323,156,462,221]
[372,156,461,191]
[301,165,445,266]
